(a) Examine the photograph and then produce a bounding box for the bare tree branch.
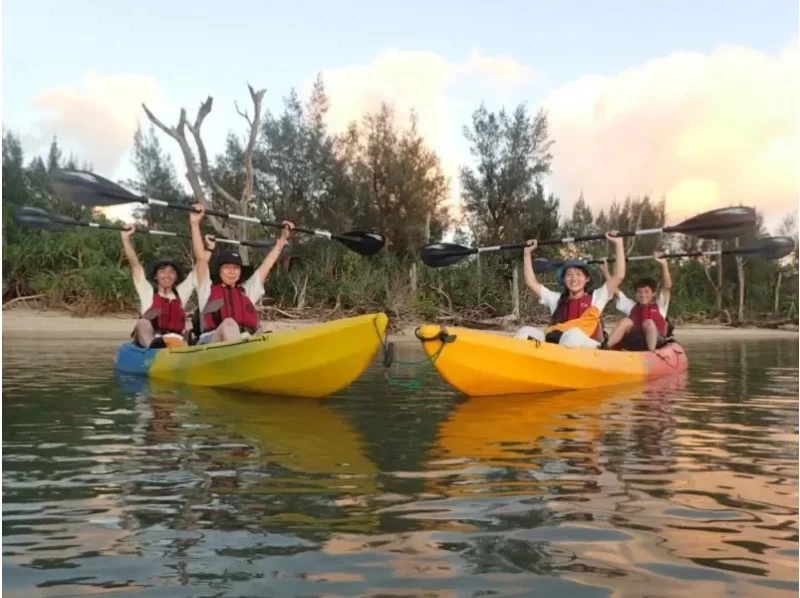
[142,102,230,236]
[234,100,253,128]
[184,97,239,207]
[142,84,268,263]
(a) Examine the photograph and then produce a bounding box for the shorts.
[619,330,669,352]
[130,326,185,349]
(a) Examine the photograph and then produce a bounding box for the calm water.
[2,335,798,597]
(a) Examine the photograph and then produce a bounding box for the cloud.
[316,48,538,218]
[543,40,799,229]
[29,72,162,174]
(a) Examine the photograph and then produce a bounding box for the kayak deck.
[115,312,388,398]
[416,324,688,397]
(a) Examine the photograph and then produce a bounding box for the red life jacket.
[549,292,602,340]
[146,293,186,335]
[630,302,667,335]
[202,284,259,334]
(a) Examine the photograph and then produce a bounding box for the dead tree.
[142,84,266,263]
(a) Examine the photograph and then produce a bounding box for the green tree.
[126,125,190,249]
[46,136,63,172]
[459,103,556,246]
[337,104,450,256]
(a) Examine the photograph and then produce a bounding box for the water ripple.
[2,337,797,596]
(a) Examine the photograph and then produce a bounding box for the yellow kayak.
[115,312,388,397]
[416,324,689,397]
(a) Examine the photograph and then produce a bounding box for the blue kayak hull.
[114,343,158,376]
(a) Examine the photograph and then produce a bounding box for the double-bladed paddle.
[13,206,282,251]
[420,206,757,268]
[48,169,385,257]
[533,236,796,272]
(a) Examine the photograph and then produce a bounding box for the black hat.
[146,259,186,287]
[211,251,254,284]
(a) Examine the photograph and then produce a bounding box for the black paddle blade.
[739,236,796,261]
[420,243,477,267]
[13,206,76,230]
[533,258,563,274]
[671,206,756,239]
[49,169,143,207]
[335,231,385,256]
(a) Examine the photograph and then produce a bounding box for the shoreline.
[2,307,798,342]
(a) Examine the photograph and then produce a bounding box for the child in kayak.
[601,253,673,351]
[514,231,626,348]
[121,222,198,349]
[189,204,295,344]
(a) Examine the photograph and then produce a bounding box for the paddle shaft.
[132,195,337,240]
[592,248,763,265]
[474,226,684,256]
[23,211,275,250]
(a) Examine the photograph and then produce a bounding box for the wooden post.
[774,270,783,314]
[716,240,723,312]
[477,254,482,304]
[511,265,520,320]
[410,262,418,293]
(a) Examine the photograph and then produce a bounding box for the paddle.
[536,236,796,271]
[14,206,186,239]
[48,169,386,256]
[13,206,284,251]
[420,206,757,268]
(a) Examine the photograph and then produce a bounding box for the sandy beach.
[2,307,797,342]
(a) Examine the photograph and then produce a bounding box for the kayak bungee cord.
[373,318,450,391]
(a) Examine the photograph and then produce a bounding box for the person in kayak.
[514,231,626,348]
[601,253,673,351]
[189,204,295,344]
[121,222,198,349]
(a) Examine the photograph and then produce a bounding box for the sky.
[3,0,798,233]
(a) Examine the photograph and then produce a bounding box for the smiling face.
[219,263,241,286]
[563,266,589,295]
[155,265,177,290]
[635,284,655,304]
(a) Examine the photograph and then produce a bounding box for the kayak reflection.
[118,376,381,534]
[428,374,688,499]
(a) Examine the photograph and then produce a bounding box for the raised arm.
[522,240,545,298]
[604,231,626,296]
[599,257,611,283]
[189,203,209,281]
[655,252,672,300]
[254,221,295,284]
[121,226,144,281]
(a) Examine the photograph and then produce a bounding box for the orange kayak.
[416,324,689,397]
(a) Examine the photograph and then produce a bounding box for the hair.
[634,277,658,292]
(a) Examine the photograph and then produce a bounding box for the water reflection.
[2,336,797,597]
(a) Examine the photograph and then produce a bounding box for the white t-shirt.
[538,283,612,316]
[134,268,197,313]
[196,271,265,313]
[614,290,670,318]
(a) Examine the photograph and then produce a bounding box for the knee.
[620,317,634,331]
[221,318,240,333]
[642,319,657,332]
[136,319,154,332]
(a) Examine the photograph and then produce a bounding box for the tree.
[459,103,555,245]
[337,104,450,256]
[253,77,339,227]
[126,125,189,235]
[47,136,63,172]
[143,84,267,263]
